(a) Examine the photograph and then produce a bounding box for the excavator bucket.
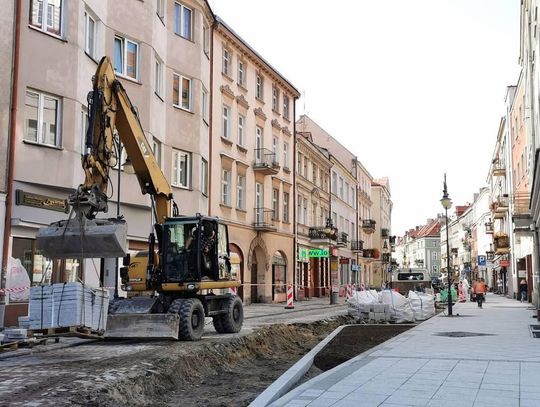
[36,217,127,259]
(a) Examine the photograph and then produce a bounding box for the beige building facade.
[371,178,392,287]
[210,18,300,304]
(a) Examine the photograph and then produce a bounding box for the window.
[114,36,139,80]
[237,175,245,209]
[283,142,289,169]
[272,86,279,112]
[152,138,162,168]
[157,0,165,20]
[283,95,290,120]
[312,164,318,185]
[221,169,231,205]
[172,149,191,188]
[238,60,246,86]
[222,105,231,139]
[303,156,308,178]
[255,126,263,161]
[238,115,245,146]
[272,136,279,161]
[297,194,303,224]
[201,159,208,196]
[174,2,192,40]
[312,203,317,225]
[222,48,231,76]
[154,58,163,97]
[297,153,302,174]
[272,189,279,220]
[303,197,308,225]
[25,90,61,147]
[256,74,264,99]
[202,88,209,123]
[283,192,289,222]
[30,0,63,36]
[203,23,210,56]
[332,172,337,194]
[339,177,344,199]
[345,182,349,203]
[173,73,192,111]
[84,11,96,58]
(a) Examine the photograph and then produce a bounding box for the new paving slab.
[270,293,540,407]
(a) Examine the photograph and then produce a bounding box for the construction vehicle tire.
[220,296,243,333]
[169,298,205,341]
[212,315,226,333]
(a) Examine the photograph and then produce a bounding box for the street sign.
[308,249,329,258]
[339,258,350,264]
[351,264,359,272]
[478,255,486,266]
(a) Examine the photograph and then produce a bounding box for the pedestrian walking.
[497,277,503,295]
[473,277,487,308]
[519,279,528,303]
[462,277,470,302]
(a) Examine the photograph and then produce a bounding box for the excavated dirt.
[81,318,413,407]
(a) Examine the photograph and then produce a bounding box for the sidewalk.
[270,294,540,407]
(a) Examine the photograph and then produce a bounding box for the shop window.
[272,251,287,300]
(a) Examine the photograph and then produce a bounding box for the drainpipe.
[207,20,215,216]
[2,0,21,294]
[292,98,297,299]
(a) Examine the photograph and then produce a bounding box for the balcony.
[485,222,493,234]
[253,208,277,232]
[381,228,390,238]
[491,196,509,219]
[309,226,337,243]
[253,148,280,175]
[350,240,364,252]
[362,219,376,234]
[362,248,380,259]
[513,191,531,216]
[336,232,348,247]
[492,161,506,177]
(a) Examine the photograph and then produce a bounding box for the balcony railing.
[362,248,380,259]
[492,161,506,177]
[336,232,348,246]
[485,222,493,234]
[253,148,280,175]
[308,226,337,242]
[351,240,364,252]
[362,219,376,233]
[253,207,276,231]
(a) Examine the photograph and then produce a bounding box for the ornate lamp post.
[440,174,453,316]
[324,217,336,304]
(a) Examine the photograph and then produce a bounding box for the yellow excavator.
[36,57,242,341]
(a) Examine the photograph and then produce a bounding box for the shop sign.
[339,257,350,264]
[500,259,510,267]
[351,264,359,272]
[298,248,309,261]
[16,189,69,213]
[308,248,329,258]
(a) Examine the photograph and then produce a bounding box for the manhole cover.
[434,331,495,337]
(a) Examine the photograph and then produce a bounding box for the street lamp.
[440,174,453,316]
[324,217,336,305]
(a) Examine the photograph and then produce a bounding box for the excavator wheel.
[212,314,226,333]
[219,295,244,334]
[169,298,205,341]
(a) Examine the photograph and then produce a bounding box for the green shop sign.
[308,249,329,258]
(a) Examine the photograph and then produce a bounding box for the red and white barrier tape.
[0,286,29,293]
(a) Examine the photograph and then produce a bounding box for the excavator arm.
[37,57,173,259]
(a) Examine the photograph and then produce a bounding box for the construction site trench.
[79,317,414,407]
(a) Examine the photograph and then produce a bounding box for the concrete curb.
[249,324,348,407]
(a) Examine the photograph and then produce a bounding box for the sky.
[209,0,521,235]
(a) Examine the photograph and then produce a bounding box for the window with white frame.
[283,95,290,120]
[339,177,344,199]
[173,73,192,111]
[222,48,231,76]
[297,153,302,174]
[256,74,263,99]
[303,156,308,177]
[272,136,279,162]
[154,57,163,97]
[283,192,289,222]
[283,142,289,169]
[84,10,96,58]
[272,86,279,112]
[272,188,279,220]
[303,197,308,225]
[238,114,245,146]
[172,149,191,188]
[174,2,192,40]
[30,0,63,37]
[237,174,245,209]
[345,181,349,203]
[312,164,318,185]
[201,158,208,196]
[332,171,337,194]
[297,194,303,224]
[157,0,165,20]
[222,105,231,139]
[114,36,139,80]
[221,169,231,205]
[203,23,210,56]
[152,138,162,168]
[238,60,246,86]
[25,89,62,147]
[202,88,209,123]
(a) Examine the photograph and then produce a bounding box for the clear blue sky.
[210,0,521,235]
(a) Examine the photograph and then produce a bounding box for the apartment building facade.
[371,178,392,287]
[295,132,331,299]
[210,18,300,304]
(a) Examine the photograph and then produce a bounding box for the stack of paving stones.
[27,282,109,331]
[2,329,28,342]
[368,303,391,322]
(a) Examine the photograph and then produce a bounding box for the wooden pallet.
[0,337,60,352]
[27,326,105,339]
[0,342,19,351]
